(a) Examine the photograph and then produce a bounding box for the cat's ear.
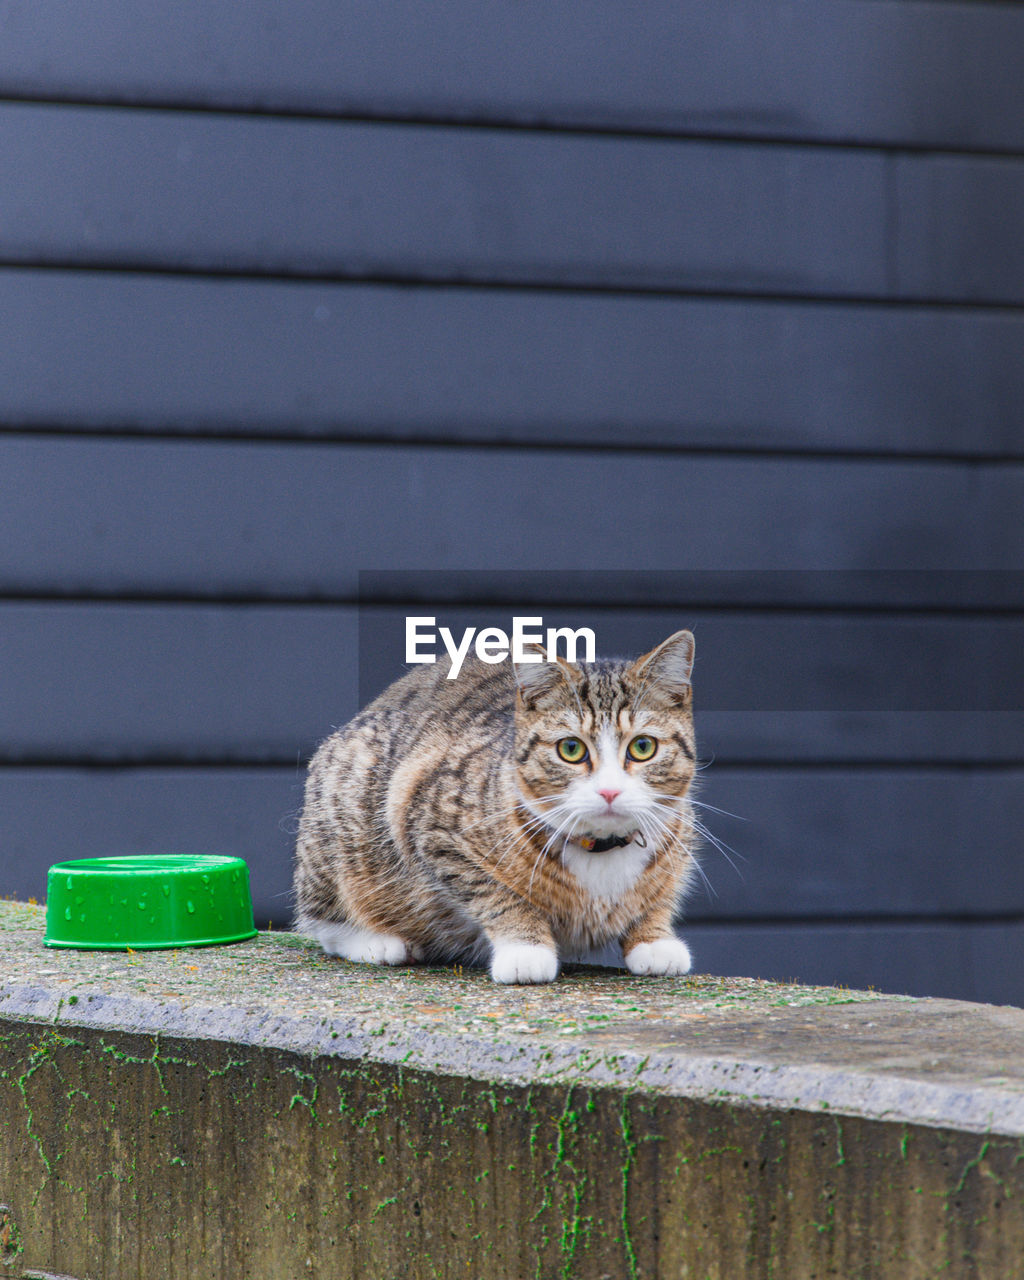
[628,630,695,702]
[514,644,580,709]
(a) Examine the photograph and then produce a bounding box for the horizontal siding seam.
[2,89,1024,161]
[2,591,1024,618]
[2,758,1021,773]
[3,426,1024,468]
[3,259,1024,314]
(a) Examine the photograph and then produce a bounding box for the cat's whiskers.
[690,819,745,878]
[529,812,582,899]
[638,804,681,850]
[484,817,544,867]
[649,808,725,898]
[685,850,718,900]
[546,811,578,860]
[486,811,556,870]
[640,804,697,865]
[457,795,563,836]
[649,794,745,877]
[690,797,748,822]
[462,793,569,870]
[485,800,576,871]
[645,796,690,826]
[643,807,717,899]
[636,813,664,868]
[531,804,578,862]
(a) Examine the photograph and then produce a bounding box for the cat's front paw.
[313,922,413,966]
[490,942,559,985]
[625,937,692,977]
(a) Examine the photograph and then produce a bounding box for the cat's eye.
[626,735,658,762]
[556,737,588,764]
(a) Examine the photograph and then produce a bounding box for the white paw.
[490,942,559,985]
[312,922,411,966]
[625,937,693,977]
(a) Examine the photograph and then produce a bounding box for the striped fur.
[293,630,699,983]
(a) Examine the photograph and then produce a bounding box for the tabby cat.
[293,630,699,984]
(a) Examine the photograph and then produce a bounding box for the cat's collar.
[575,831,645,854]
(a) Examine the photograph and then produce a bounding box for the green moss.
[618,1093,639,1279]
[0,900,1021,1277]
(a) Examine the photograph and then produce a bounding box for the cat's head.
[512,630,696,850]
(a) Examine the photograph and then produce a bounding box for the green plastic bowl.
[44,855,257,951]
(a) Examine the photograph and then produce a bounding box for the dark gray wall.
[1,2,1022,1004]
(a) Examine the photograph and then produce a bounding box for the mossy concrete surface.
[0,900,1022,1279]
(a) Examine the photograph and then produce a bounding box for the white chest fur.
[561,839,651,901]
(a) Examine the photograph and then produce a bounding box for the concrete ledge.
[1,900,1022,1278]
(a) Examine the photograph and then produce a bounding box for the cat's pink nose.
[598,789,621,806]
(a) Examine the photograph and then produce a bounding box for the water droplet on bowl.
[64,906,72,920]
[186,901,195,914]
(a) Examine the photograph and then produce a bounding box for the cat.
[293,630,699,984]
